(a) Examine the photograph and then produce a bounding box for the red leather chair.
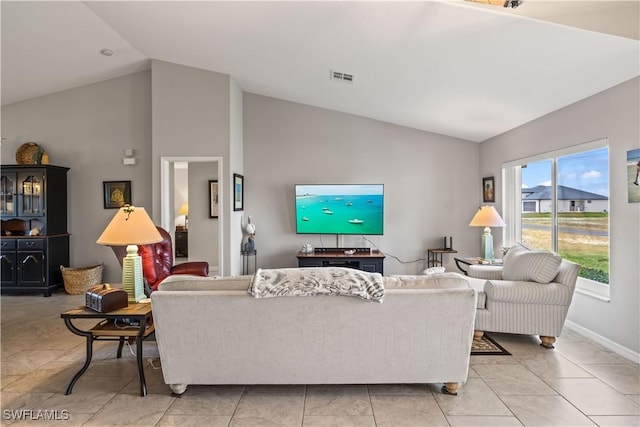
[112,226,209,292]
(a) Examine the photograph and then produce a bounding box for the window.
[503,139,610,297]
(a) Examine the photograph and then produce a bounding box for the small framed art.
[209,180,219,218]
[482,177,495,203]
[233,173,244,211]
[628,148,640,203]
[103,181,132,209]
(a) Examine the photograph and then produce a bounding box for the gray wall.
[188,161,218,267]
[229,78,244,275]
[150,60,238,275]
[243,94,481,275]
[1,71,152,283]
[480,77,640,355]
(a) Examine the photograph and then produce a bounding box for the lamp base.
[122,244,145,303]
[480,227,495,261]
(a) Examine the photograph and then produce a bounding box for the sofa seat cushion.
[464,276,487,309]
[502,243,562,284]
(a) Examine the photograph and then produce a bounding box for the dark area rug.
[471,334,511,355]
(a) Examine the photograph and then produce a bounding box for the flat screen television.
[295,184,384,235]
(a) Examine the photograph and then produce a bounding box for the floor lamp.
[469,206,506,261]
[96,206,162,303]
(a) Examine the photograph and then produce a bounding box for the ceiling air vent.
[330,70,354,84]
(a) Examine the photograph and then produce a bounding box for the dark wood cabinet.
[1,165,69,296]
[175,230,188,258]
[297,250,385,274]
[0,240,17,287]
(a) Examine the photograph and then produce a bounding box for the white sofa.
[465,244,580,349]
[150,271,477,396]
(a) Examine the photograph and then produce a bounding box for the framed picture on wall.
[209,180,219,218]
[628,148,640,203]
[482,177,495,203]
[233,173,244,211]
[103,181,132,209]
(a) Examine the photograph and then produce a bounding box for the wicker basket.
[15,142,43,165]
[61,264,104,295]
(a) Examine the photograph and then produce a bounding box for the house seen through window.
[503,140,609,286]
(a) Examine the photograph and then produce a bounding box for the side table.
[241,249,257,275]
[454,257,503,275]
[427,248,458,268]
[60,302,154,396]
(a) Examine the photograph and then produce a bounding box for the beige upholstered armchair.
[465,243,580,349]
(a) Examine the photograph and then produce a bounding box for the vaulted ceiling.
[2,1,639,142]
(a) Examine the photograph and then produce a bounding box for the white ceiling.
[2,1,639,142]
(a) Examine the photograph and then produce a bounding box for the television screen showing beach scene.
[295,184,384,235]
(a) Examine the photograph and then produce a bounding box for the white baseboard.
[564,320,640,363]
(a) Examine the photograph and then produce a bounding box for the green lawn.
[521,212,609,283]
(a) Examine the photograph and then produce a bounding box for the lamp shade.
[178,202,189,216]
[469,206,506,228]
[96,206,162,246]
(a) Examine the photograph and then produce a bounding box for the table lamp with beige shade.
[178,202,189,229]
[469,205,506,261]
[96,206,162,303]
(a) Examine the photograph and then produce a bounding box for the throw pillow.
[422,266,446,275]
[502,244,561,284]
[502,242,529,264]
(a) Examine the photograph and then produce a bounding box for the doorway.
[160,156,223,276]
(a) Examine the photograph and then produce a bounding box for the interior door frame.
[160,156,224,276]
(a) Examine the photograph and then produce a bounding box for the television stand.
[313,247,372,254]
[296,250,385,274]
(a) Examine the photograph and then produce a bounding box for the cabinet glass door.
[19,173,44,216]
[0,173,17,216]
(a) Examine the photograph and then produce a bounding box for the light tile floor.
[1,292,638,426]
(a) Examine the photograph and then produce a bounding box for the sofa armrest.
[170,262,209,277]
[468,265,503,280]
[484,279,574,306]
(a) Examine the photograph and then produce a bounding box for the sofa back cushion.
[158,275,252,291]
[386,272,469,289]
[502,243,562,284]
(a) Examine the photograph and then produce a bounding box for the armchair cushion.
[170,262,209,277]
[484,280,575,306]
[502,243,561,284]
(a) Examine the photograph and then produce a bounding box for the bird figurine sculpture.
[244,216,256,252]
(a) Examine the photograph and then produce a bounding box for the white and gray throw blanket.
[248,267,385,302]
